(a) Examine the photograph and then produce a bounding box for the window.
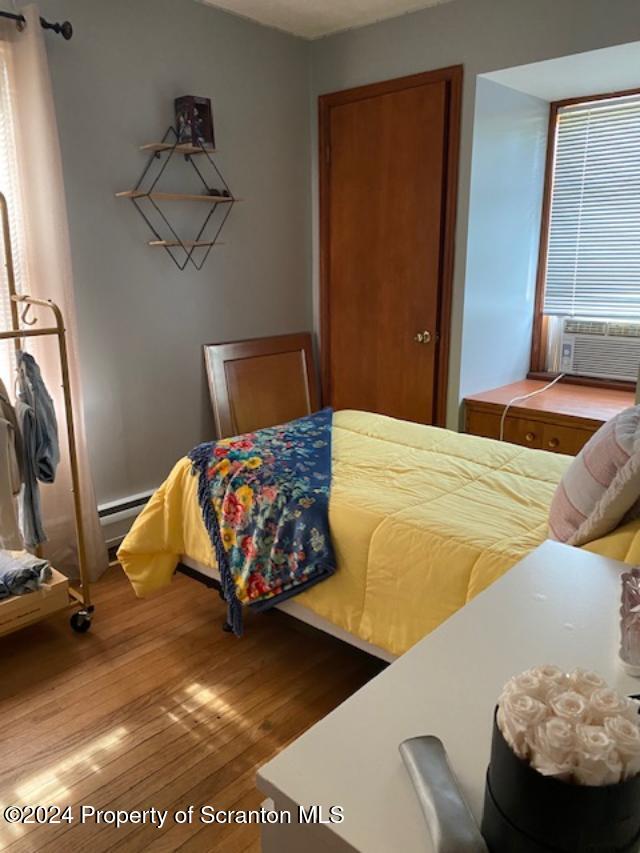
[532,91,640,383]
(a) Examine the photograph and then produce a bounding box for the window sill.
[527,371,636,394]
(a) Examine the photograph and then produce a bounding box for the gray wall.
[35,0,312,503]
[24,0,640,503]
[459,77,548,400]
[310,0,640,427]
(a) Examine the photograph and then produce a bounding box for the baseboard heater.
[98,490,155,548]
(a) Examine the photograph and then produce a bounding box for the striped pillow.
[549,406,640,546]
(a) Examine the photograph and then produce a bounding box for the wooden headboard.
[204,333,319,438]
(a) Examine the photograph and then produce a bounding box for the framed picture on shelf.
[175,95,215,149]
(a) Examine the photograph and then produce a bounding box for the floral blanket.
[188,409,335,635]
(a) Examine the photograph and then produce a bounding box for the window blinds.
[543,94,640,319]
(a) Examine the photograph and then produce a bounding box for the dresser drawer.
[503,417,543,449]
[466,408,545,449]
[465,409,501,440]
[542,423,593,456]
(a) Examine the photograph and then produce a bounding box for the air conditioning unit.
[560,318,640,382]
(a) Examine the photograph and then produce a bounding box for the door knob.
[414,330,432,344]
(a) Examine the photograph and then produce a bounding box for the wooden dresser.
[464,380,635,456]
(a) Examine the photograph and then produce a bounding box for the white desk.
[256,541,638,853]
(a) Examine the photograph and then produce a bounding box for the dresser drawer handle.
[547,437,560,449]
[525,432,536,443]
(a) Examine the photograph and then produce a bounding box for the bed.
[118,410,640,659]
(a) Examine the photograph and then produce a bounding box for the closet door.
[319,67,462,425]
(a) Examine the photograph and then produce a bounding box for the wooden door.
[320,67,462,425]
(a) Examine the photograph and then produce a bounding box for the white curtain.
[0,5,108,580]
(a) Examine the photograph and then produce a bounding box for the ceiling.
[197,0,456,39]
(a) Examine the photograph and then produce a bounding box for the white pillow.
[549,405,640,546]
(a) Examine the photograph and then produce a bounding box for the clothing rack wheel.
[0,192,93,635]
[70,609,92,633]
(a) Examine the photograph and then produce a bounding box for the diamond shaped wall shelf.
[116,126,238,271]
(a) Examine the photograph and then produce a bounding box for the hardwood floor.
[0,567,383,852]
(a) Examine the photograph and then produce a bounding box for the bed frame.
[176,556,395,663]
[182,334,396,662]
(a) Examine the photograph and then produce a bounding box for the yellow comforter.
[118,410,640,656]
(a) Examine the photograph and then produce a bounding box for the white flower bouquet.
[497,665,640,786]
[482,665,640,853]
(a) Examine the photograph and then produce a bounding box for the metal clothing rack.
[0,192,93,632]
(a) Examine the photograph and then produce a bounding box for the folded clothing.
[0,550,52,600]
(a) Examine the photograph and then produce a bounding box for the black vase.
[482,710,640,852]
